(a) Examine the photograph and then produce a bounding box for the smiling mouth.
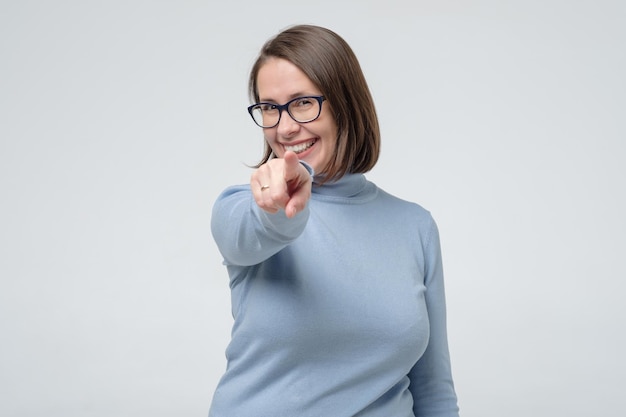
[284,139,317,154]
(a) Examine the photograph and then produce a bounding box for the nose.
[276,109,300,138]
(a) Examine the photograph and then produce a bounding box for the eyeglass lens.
[250,97,321,128]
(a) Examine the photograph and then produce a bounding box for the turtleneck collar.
[311,173,377,203]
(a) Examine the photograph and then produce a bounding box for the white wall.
[1,1,624,416]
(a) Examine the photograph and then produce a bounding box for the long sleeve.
[209,175,460,417]
[409,218,460,417]
[210,185,310,267]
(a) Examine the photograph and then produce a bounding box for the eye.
[258,103,278,112]
[293,97,314,108]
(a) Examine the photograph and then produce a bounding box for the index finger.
[282,151,302,183]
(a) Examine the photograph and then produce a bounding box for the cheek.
[264,131,282,153]
[321,111,338,142]
[321,123,338,148]
[263,129,276,144]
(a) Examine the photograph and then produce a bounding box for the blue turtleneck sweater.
[209,173,459,417]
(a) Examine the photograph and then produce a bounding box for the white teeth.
[284,140,315,154]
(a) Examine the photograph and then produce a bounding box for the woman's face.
[256,58,338,175]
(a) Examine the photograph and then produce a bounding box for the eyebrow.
[258,92,319,103]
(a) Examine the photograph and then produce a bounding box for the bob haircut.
[249,25,380,183]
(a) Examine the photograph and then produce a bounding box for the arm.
[211,152,313,267]
[409,218,460,417]
[211,185,309,266]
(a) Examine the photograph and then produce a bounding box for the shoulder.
[375,185,434,221]
[372,184,439,242]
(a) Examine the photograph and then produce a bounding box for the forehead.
[257,58,320,101]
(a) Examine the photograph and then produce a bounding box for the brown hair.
[249,24,380,183]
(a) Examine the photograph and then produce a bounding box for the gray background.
[1,1,624,416]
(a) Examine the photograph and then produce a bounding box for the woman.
[209,24,460,417]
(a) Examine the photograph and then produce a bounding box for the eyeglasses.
[247,95,326,128]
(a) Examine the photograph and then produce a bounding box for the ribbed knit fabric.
[209,173,459,417]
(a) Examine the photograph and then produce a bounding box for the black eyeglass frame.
[247,95,326,128]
